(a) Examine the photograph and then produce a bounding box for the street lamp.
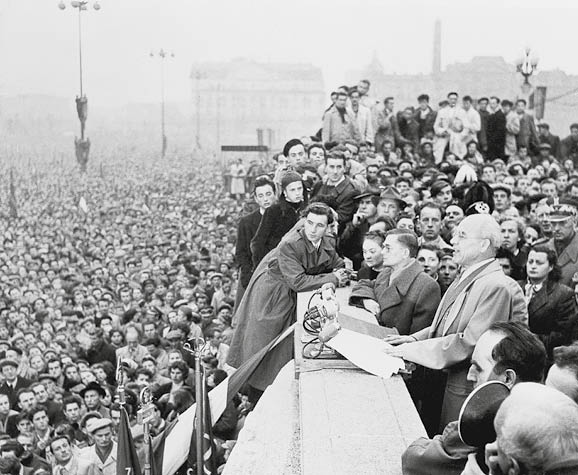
[58,0,101,173]
[515,47,539,94]
[150,49,174,158]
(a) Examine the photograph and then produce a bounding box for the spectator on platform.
[322,92,361,147]
[350,229,440,334]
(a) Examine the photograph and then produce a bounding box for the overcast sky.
[1,0,577,106]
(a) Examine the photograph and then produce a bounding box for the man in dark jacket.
[310,153,358,235]
[486,96,507,159]
[560,123,578,167]
[234,176,276,308]
[476,97,490,154]
[0,360,32,410]
[414,94,437,141]
[538,123,561,158]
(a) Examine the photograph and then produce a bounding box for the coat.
[399,259,528,429]
[349,261,440,335]
[520,279,577,361]
[401,421,473,475]
[227,227,343,391]
[353,105,374,144]
[322,107,361,146]
[551,232,578,288]
[560,135,578,165]
[505,111,520,157]
[516,112,539,153]
[235,209,262,289]
[78,442,117,475]
[0,376,33,409]
[486,109,506,159]
[310,177,358,233]
[375,110,400,151]
[250,199,303,267]
[414,107,437,141]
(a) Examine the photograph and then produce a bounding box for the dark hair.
[383,96,394,105]
[62,395,82,411]
[418,201,444,219]
[372,215,396,231]
[478,97,489,103]
[417,244,443,261]
[172,388,195,415]
[307,143,326,159]
[359,79,370,86]
[301,203,334,225]
[48,434,71,452]
[516,98,527,106]
[363,231,387,247]
[417,94,429,102]
[489,321,547,383]
[553,343,578,379]
[528,243,562,282]
[385,229,419,258]
[29,405,48,421]
[253,176,275,194]
[324,152,346,166]
[212,369,228,386]
[0,440,23,458]
[430,180,452,198]
[496,247,514,263]
[447,92,458,98]
[0,455,21,475]
[169,361,189,380]
[463,95,473,102]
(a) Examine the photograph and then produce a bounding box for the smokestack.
[432,19,441,75]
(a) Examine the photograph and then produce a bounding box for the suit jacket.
[349,261,440,335]
[520,279,577,359]
[486,109,506,159]
[235,209,263,288]
[551,232,578,288]
[540,133,561,158]
[414,107,437,140]
[399,260,527,423]
[0,376,33,409]
[311,177,358,233]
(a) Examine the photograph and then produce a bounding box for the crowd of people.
[0,75,578,475]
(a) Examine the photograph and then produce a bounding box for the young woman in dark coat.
[520,243,578,362]
[250,171,306,267]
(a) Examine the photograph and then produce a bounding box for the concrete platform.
[223,288,427,475]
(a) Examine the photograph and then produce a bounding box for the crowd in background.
[0,76,577,474]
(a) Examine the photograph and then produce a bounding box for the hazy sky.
[1,0,577,106]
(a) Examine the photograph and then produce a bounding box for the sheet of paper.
[325,328,405,379]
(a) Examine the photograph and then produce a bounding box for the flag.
[188,376,218,475]
[116,407,142,475]
[8,169,17,219]
[157,323,296,475]
[79,196,89,214]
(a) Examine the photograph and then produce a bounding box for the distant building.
[347,22,578,135]
[190,59,325,152]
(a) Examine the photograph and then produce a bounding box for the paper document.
[326,328,405,379]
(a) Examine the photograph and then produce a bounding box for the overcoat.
[399,259,528,429]
[349,261,440,335]
[228,227,343,391]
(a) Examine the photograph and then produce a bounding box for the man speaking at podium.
[385,214,527,434]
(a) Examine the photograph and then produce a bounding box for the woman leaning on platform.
[227,203,349,399]
[519,243,578,363]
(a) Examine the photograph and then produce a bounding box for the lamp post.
[515,47,539,95]
[150,49,174,158]
[58,0,100,173]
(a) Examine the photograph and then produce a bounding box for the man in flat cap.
[548,201,578,287]
[538,122,561,158]
[81,418,116,475]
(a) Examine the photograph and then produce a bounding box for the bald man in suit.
[385,214,528,434]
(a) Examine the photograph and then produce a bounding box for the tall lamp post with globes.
[515,47,539,95]
[150,49,174,159]
[58,0,101,173]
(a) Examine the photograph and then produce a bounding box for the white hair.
[495,383,578,473]
[461,214,503,250]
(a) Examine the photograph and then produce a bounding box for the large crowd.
[0,77,577,475]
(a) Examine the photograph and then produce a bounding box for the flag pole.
[184,337,205,475]
[139,387,153,475]
[116,358,126,407]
